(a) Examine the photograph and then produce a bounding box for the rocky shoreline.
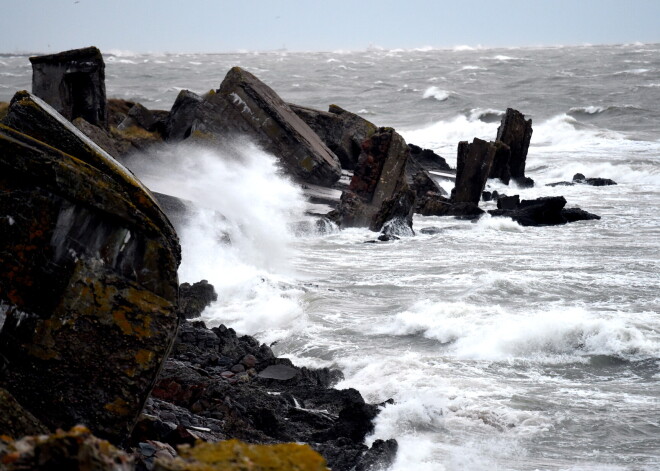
[0,46,615,470]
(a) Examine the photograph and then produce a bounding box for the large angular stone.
[488,140,512,184]
[338,128,412,231]
[165,89,203,141]
[0,123,180,443]
[30,46,107,128]
[3,90,168,229]
[291,103,377,170]
[495,108,533,183]
[190,67,342,186]
[452,138,497,204]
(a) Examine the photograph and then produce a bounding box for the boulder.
[408,143,451,172]
[177,280,218,320]
[337,128,413,232]
[561,207,602,222]
[190,67,342,186]
[0,123,180,443]
[0,426,133,471]
[165,90,203,141]
[0,388,48,438]
[73,116,133,158]
[152,439,328,471]
[497,194,520,210]
[493,108,533,185]
[120,103,168,134]
[30,46,107,128]
[489,196,567,226]
[291,103,377,170]
[452,138,497,204]
[573,173,617,186]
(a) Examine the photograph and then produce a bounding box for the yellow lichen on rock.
[154,439,328,471]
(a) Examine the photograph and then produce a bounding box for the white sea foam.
[375,302,659,363]
[125,141,307,342]
[569,105,607,114]
[422,86,450,101]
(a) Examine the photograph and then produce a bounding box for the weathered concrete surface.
[452,138,497,204]
[30,46,107,128]
[0,123,180,443]
[291,104,377,170]
[494,108,533,184]
[3,90,168,228]
[338,128,413,231]
[190,67,342,186]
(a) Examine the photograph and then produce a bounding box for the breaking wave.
[423,86,450,101]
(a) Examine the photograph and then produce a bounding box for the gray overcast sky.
[1,0,659,54]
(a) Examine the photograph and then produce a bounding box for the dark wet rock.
[177,280,218,320]
[408,143,451,171]
[120,103,168,135]
[0,387,48,438]
[452,138,497,204]
[547,174,617,188]
[73,116,133,158]
[0,426,134,471]
[165,90,203,141]
[495,108,533,184]
[0,123,180,443]
[107,98,137,128]
[573,173,617,186]
[355,438,399,471]
[489,196,568,226]
[561,207,601,222]
[141,317,391,471]
[488,140,512,184]
[482,190,500,202]
[134,440,177,471]
[291,103,377,171]
[30,46,107,128]
[190,66,342,186]
[514,176,535,188]
[497,195,520,210]
[338,128,413,232]
[419,226,443,235]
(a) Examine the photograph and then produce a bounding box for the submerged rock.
[0,122,180,443]
[30,46,107,128]
[547,173,617,187]
[190,67,342,186]
[337,128,413,232]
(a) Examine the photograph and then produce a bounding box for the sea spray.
[124,141,308,342]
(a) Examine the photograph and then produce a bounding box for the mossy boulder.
[0,122,180,443]
[190,67,342,186]
[153,439,328,471]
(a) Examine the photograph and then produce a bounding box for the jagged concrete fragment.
[165,89,203,141]
[495,108,533,184]
[452,138,497,204]
[190,67,342,186]
[488,140,512,184]
[291,103,377,170]
[30,46,107,127]
[338,128,413,231]
[0,123,180,443]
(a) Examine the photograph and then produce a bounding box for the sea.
[1,43,659,470]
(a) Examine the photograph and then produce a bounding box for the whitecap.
[422,86,450,101]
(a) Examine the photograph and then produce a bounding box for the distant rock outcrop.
[190,67,342,186]
[489,196,600,226]
[30,47,107,128]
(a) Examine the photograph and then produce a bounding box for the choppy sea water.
[2,43,659,470]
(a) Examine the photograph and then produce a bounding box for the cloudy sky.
[1,0,659,54]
